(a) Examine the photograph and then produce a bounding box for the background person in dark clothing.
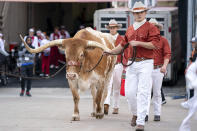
[18,37,35,97]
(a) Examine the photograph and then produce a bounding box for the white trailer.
[94,8,133,35]
[94,7,181,84]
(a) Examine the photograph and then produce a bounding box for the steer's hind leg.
[95,83,105,119]
[69,82,80,121]
[91,86,97,117]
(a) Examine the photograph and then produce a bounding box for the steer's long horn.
[86,41,111,52]
[19,34,63,53]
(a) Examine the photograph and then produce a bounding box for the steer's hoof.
[95,113,104,119]
[72,114,80,121]
[91,112,96,117]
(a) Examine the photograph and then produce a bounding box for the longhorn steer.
[20,27,117,120]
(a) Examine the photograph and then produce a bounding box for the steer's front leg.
[68,80,80,121]
[95,82,105,119]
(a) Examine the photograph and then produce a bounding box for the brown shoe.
[104,104,109,115]
[112,108,119,114]
[135,125,144,131]
[131,115,137,127]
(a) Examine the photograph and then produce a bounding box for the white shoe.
[50,65,54,69]
[55,66,59,69]
[40,73,44,77]
[181,101,189,109]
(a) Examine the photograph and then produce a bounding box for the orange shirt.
[121,22,160,59]
[153,36,171,66]
[115,35,128,64]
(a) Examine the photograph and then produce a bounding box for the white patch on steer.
[78,71,102,92]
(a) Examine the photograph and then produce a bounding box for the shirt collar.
[133,19,146,30]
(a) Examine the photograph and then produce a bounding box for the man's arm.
[104,44,123,54]
[129,41,155,49]
[160,58,170,73]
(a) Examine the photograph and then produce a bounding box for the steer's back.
[74,28,116,84]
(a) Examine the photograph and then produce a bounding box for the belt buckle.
[135,57,144,62]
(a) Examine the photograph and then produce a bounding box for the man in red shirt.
[104,2,160,131]
[146,18,171,122]
[103,19,127,115]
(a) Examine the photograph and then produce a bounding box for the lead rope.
[86,43,136,72]
[0,64,66,80]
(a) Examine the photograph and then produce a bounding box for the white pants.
[179,70,197,131]
[104,64,123,108]
[179,89,197,131]
[147,68,164,116]
[125,59,153,126]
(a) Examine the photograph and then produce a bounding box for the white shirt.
[0,38,9,56]
[133,19,146,30]
[40,39,50,53]
[112,33,119,40]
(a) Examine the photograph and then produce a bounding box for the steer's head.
[20,35,110,80]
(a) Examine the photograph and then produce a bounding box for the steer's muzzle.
[66,73,79,80]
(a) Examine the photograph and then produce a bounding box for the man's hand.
[160,65,167,74]
[129,40,139,47]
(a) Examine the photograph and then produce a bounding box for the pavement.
[0,70,196,131]
[0,87,197,131]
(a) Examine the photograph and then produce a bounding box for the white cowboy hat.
[149,18,163,30]
[105,19,122,29]
[131,1,149,13]
[29,28,34,32]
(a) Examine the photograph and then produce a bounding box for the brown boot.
[104,104,109,115]
[131,115,137,127]
[135,125,144,131]
[112,108,119,114]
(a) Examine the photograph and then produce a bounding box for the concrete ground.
[0,88,197,131]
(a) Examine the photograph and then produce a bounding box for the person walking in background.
[103,2,160,131]
[182,37,197,109]
[23,28,39,76]
[179,56,197,131]
[50,26,60,69]
[40,33,50,77]
[146,18,171,122]
[18,37,35,97]
[104,19,127,115]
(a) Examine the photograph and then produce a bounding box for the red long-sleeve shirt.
[121,22,160,59]
[153,36,171,66]
[115,35,128,64]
